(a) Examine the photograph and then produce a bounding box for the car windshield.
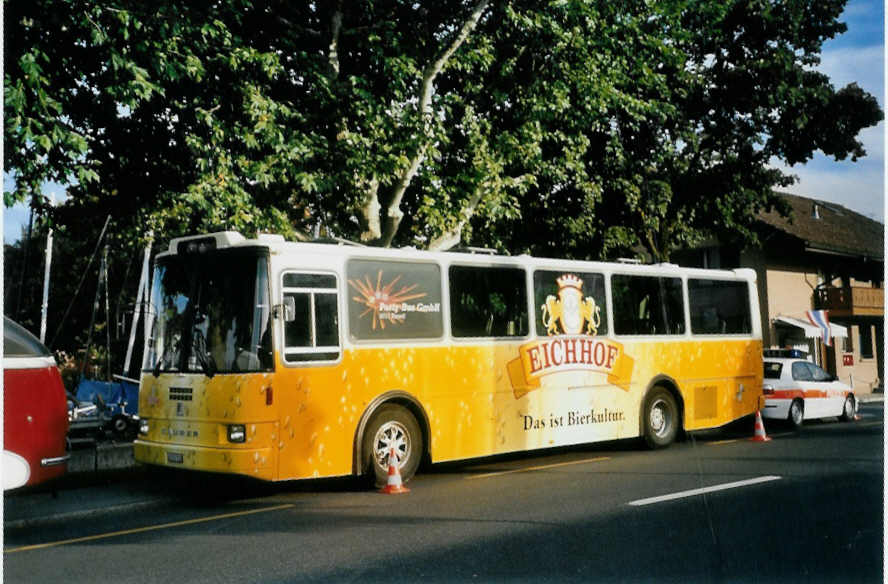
[3,317,51,357]
[763,362,782,380]
[145,249,272,374]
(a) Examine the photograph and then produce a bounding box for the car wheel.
[642,387,679,449]
[839,395,856,422]
[787,399,804,429]
[362,404,422,488]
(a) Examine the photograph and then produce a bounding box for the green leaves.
[3,0,880,262]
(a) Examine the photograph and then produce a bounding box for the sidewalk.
[3,443,164,530]
[3,467,172,530]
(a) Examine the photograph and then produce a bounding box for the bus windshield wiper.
[192,326,216,378]
[152,339,175,377]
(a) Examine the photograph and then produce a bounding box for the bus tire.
[642,387,679,449]
[361,404,422,488]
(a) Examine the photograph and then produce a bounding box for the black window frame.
[449,264,529,339]
[687,278,752,335]
[611,274,686,336]
[346,259,444,342]
[533,269,608,337]
[281,271,341,364]
[763,362,783,380]
[791,361,815,382]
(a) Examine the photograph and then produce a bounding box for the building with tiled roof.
[678,192,884,394]
[757,193,883,263]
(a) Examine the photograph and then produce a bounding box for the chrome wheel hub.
[373,421,410,470]
[650,400,669,436]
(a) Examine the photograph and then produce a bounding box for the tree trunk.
[375,0,490,247]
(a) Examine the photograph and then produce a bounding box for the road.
[4,402,883,583]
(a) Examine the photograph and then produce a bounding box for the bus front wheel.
[362,404,422,488]
[642,387,679,449]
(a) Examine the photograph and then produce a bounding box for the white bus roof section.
[167,231,245,254]
[161,231,757,284]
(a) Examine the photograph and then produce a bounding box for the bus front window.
[146,250,272,374]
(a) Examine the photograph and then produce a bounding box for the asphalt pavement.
[4,393,883,532]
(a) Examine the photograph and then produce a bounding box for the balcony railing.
[813,287,884,317]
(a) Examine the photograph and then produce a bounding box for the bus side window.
[449,266,528,338]
[612,275,684,336]
[282,273,340,363]
[688,279,752,335]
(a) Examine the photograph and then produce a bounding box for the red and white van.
[3,317,69,490]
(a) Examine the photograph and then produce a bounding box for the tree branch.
[379,0,490,247]
[428,182,485,251]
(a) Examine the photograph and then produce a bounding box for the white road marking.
[628,475,782,506]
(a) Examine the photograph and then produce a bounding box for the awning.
[773,315,848,339]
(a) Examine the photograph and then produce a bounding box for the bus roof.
[162,231,756,282]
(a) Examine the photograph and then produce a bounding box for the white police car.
[761,357,857,428]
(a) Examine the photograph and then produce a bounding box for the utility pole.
[39,194,55,343]
[123,231,153,378]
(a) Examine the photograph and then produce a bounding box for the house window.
[841,331,853,353]
[859,324,874,359]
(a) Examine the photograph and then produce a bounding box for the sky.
[769,0,885,224]
[3,0,885,244]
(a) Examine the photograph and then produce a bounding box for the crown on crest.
[556,274,583,291]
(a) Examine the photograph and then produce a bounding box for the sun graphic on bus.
[348,270,427,329]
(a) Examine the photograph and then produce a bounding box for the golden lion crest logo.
[541,274,601,336]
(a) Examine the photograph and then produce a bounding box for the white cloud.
[773,156,884,222]
[818,45,884,103]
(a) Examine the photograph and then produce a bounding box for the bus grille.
[169,387,193,401]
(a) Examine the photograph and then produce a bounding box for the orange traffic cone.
[750,410,771,442]
[379,448,410,494]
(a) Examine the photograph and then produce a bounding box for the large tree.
[5,0,881,261]
[467,0,882,260]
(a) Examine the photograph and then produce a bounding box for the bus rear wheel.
[642,387,679,449]
[362,404,422,488]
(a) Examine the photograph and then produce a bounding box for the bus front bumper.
[133,439,275,481]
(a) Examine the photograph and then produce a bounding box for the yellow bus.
[134,232,763,485]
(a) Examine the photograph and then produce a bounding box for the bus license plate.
[167,452,184,464]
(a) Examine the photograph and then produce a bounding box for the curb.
[858,394,884,404]
[67,442,136,474]
[4,497,173,531]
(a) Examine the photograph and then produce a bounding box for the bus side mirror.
[274,298,296,322]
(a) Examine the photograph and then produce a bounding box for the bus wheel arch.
[354,391,430,485]
[640,377,684,449]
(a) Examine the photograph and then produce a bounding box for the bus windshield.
[146,249,272,374]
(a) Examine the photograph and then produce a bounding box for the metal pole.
[103,246,111,380]
[123,231,153,376]
[39,194,55,343]
[79,246,108,378]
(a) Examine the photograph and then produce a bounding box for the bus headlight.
[139,418,150,435]
[227,424,246,443]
